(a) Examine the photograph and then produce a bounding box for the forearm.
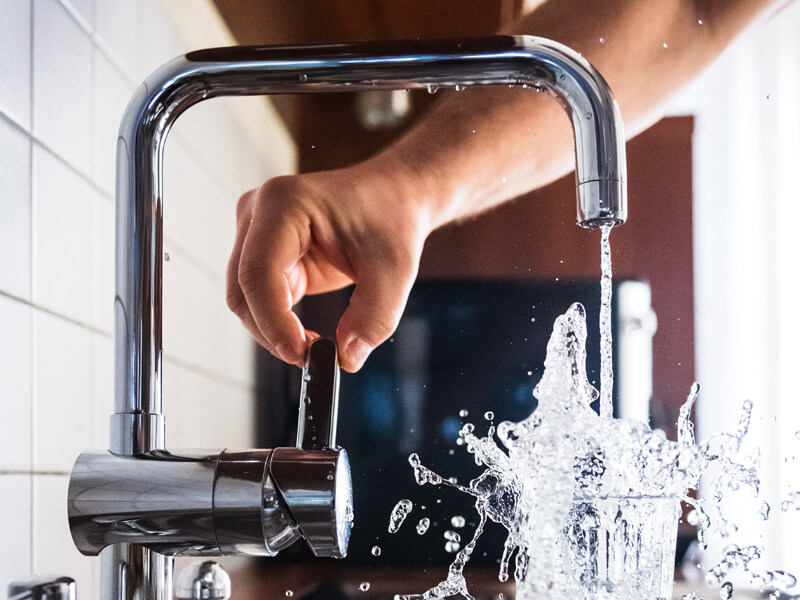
[370,0,780,230]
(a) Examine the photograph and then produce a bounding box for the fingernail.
[346,337,373,371]
[276,342,298,365]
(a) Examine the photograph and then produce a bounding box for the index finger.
[237,206,310,365]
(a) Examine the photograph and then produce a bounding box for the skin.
[226,0,782,372]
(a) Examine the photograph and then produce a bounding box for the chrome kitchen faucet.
[66,36,627,600]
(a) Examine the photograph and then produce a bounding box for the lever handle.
[296,338,340,450]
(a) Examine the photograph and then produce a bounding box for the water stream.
[599,224,614,419]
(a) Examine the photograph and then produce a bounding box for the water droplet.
[767,93,774,100]
[663,42,669,48]
[585,112,592,120]
[298,74,308,82]
[388,499,413,533]
[455,84,465,92]
[795,430,800,440]
[359,582,371,592]
[448,476,458,484]
[698,18,704,25]
[484,411,494,421]
[426,84,439,95]
[285,591,294,598]
[448,449,454,455]
[416,517,431,535]
[307,414,313,421]
[371,545,381,556]
[720,581,733,599]
[163,252,170,261]
[459,409,469,418]
[451,515,466,528]
[444,530,461,542]
[599,38,605,43]
[460,423,474,435]
[327,473,334,481]
[445,540,461,553]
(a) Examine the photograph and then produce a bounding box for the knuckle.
[359,304,401,346]
[237,259,266,295]
[235,190,254,221]
[225,287,248,318]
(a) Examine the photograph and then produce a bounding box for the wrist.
[356,141,463,234]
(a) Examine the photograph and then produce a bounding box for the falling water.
[599,223,614,418]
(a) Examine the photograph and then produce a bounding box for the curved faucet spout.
[113,35,627,453]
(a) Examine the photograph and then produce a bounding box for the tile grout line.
[0,108,30,139]
[0,289,113,339]
[0,286,254,391]
[163,353,257,392]
[0,470,71,477]
[89,13,98,460]
[28,0,36,572]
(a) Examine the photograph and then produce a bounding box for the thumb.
[336,253,417,372]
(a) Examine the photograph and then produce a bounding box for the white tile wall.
[137,0,183,81]
[32,145,93,324]
[91,333,113,449]
[0,116,32,300]
[94,0,139,75]
[0,0,296,594]
[32,309,93,472]
[0,296,32,471]
[92,49,134,196]
[162,361,256,450]
[0,475,32,591]
[32,475,96,596]
[91,192,114,333]
[0,0,32,130]
[32,0,93,175]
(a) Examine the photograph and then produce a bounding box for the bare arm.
[383,0,780,229]
[227,0,780,372]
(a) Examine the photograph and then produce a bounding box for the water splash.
[388,499,413,533]
[396,303,796,600]
[416,518,430,535]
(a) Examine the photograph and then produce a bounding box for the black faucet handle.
[296,337,341,450]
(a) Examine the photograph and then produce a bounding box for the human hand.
[226,159,434,372]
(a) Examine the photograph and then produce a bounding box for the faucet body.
[70,36,626,600]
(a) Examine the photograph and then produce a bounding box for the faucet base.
[68,449,301,557]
